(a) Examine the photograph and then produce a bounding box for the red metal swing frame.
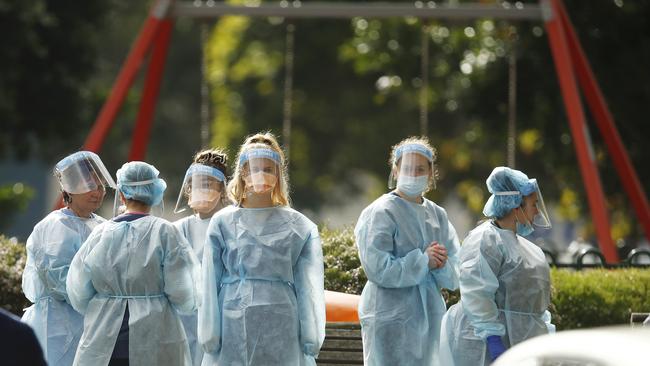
[78,0,649,264]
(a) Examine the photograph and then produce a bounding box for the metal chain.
[282,22,295,162]
[420,22,430,137]
[200,21,211,148]
[507,27,517,168]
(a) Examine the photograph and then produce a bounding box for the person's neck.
[242,192,274,208]
[394,189,423,204]
[124,200,151,214]
[495,212,517,233]
[67,205,93,218]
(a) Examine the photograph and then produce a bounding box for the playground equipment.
[78,0,649,265]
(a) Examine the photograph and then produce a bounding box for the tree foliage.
[0,0,111,161]
[0,183,34,232]
[204,0,650,242]
[2,1,648,243]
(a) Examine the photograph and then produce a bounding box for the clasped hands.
[425,242,448,269]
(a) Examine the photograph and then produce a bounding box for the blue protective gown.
[66,215,199,366]
[355,193,461,366]
[22,208,105,366]
[439,221,554,366]
[174,214,211,366]
[198,205,325,366]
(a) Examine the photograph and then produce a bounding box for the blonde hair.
[228,132,290,206]
[389,136,439,193]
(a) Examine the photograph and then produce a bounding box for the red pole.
[56,0,175,210]
[55,16,162,210]
[556,0,650,241]
[82,17,164,152]
[544,0,619,262]
[128,19,174,162]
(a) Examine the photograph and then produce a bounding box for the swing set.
[78,0,649,265]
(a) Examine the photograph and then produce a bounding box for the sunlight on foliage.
[456,180,485,214]
[558,187,581,220]
[519,128,543,155]
[206,14,251,149]
[610,209,632,241]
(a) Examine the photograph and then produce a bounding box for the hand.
[425,242,448,269]
[486,335,506,361]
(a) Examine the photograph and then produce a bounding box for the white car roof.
[493,326,650,366]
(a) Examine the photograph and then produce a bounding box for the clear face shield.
[497,179,552,232]
[529,180,552,229]
[240,148,281,195]
[55,151,117,194]
[388,144,434,195]
[174,164,226,214]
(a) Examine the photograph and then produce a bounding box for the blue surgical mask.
[515,209,534,237]
[397,175,428,197]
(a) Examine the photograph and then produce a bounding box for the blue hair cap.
[482,166,538,218]
[116,161,167,206]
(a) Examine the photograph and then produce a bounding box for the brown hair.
[193,148,228,176]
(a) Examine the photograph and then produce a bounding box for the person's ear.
[119,192,126,204]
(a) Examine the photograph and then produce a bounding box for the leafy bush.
[321,226,366,295]
[2,227,649,329]
[550,268,650,330]
[0,235,29,315]
[321,227,650,330]
[0,183,34,232]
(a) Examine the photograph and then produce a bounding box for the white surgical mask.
[397,175,428,197]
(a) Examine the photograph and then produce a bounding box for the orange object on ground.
[325,290,360,323]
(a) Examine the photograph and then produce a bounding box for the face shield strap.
[119,178,157,186]
[239,148,281,167]
[494,191,521,196]
[394,144,433,165]
[185,164,226,182]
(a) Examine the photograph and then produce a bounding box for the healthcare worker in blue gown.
[66,161,200,366]
[199,132,325,366]
[355,136,461,366]
[439,166,554,365]
[174,149,231,366]
[22,151,116,366]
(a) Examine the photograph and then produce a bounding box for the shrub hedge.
[1,229,649,329]
[320,227,650,330]
[0,235,29,315]
[550,268,650,329]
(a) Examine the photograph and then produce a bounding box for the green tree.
[0,183,34,232]
[204,0,649,243]
[0,0,112,161]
